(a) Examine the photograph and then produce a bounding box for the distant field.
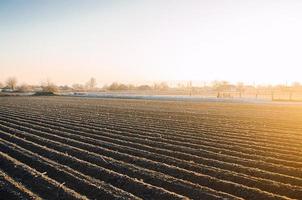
[0,96,302,200]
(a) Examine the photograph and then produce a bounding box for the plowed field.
[0,96,302,200]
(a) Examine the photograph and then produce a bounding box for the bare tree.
[41,79,58,93]
[154,82,169,91]
[0,82,3,88]
[86,77,97,90]
[236,82,245,98]
[137,85,152,90]
[6,77,17,90]
[107,82,129,90]
[17,84,32,92]
[212,81,230,98]
[72,83,85,91]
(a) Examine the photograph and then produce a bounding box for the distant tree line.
[1,77,302,100]
[102,82,169,91]
[0,77,170,92]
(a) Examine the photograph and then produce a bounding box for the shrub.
[33,91,56,96]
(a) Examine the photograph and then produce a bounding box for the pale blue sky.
[1,0,302,86]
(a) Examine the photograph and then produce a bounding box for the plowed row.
[0,96,302,199]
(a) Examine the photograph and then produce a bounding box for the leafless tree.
[17,84,32,92]
[72,83,85,91]
[212,81,230,98]
[86,77,97,90]
[0,82,3,88]
[6,77,17,90]
[154,82,169,90]
[236,82,245,98]
[107,82,128,90]
[137,85,152,90]
[41,79,58,93]
[127,84,136,90]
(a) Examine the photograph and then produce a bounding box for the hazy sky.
[1,0,302,86]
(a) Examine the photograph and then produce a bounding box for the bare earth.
[0,96,302,200]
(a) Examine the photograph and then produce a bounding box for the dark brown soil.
[1,96,302,199]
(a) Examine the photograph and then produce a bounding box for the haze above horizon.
[1,0,302,86]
